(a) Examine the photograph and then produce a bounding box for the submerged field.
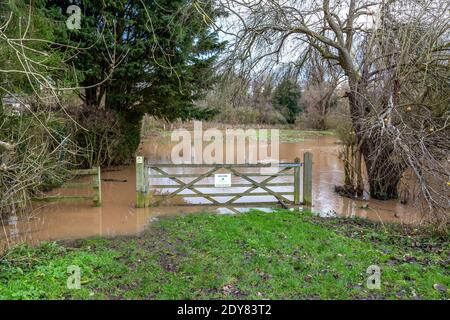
[0,210,448,300]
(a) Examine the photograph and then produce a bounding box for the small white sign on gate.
[214,173,231,188]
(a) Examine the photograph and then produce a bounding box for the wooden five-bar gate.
[136,153,312,209]
[33,167,102,207]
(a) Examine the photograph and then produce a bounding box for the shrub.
[0,108,74,218]
[69,105,138,167]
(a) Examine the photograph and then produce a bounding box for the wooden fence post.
[303,152,313,206]
[93,166,102,206]
[294,157,301,205]
[136,156,146,208]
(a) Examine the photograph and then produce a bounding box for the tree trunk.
[344,146,352,187]
[362,141,404,200]
[84,85,99,107]
[355,147,364,197]
[367,171,403,200]
[347,82,405,200]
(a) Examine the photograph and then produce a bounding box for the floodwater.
[0,134,421,251]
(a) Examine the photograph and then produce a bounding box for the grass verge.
[0,210,448,300]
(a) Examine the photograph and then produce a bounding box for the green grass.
[233,129,335,143]
[145,128,335,143]
[0,210,448,300]
[278,130,335,142]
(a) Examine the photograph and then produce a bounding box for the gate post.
[294,157,301,205]
[93,166,102,206]
[136,156,146,208]
[303,152,313,206]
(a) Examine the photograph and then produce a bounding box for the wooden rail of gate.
[136,153,312,208]
[33,167,102,207]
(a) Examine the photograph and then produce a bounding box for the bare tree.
[206,0,449,230]
[0,1,117,220]
[300,51,342,130]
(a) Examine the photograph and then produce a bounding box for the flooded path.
[1,134,421,251]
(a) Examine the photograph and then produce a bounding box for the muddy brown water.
[1,135,421,251]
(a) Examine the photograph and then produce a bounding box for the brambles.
[0,108,75,218]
